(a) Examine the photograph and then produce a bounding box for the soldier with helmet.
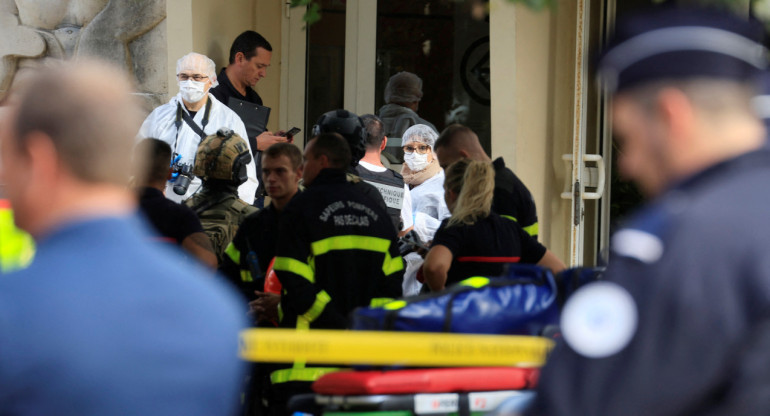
[184,128,258,265]
[311,109,389,216]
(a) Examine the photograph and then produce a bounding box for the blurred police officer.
[184,128,257,265]
[528,7,770,416]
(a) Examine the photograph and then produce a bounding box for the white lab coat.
[410,170,451,243]
[402,170,451,296]
[137,93,258,204]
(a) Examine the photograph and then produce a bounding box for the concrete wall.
[2,0,168,112]
[490,0,575,262]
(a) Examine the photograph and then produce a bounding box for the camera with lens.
[171,155,194,196]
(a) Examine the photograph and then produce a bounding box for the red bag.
[263,258,282,294]
[312,367,538,396]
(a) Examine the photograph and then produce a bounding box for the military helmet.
[193,128,252,184]
[312,109,366,166]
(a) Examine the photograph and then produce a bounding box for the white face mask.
[179,79,208,103]
[404,151,430,172]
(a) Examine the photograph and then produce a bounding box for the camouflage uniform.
[184,129,257,264]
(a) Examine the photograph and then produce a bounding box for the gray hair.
[176,52,219,87]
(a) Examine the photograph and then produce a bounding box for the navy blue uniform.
[492,157,539,238]
[432,213,546,288]
[273,168,404,330]
[529,148,770,416]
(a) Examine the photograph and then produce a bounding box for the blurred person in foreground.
[0,60,246,415]
[423,159,564,291]
[527,7,770,416]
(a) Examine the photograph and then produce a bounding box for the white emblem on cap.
[561,282,638,358]
[612,229,664,263]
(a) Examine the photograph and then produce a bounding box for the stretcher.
[291,367,538,415]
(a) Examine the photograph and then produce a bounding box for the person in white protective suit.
[137,52,258,204]
[400,124,450,295]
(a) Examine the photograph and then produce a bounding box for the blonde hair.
[444,159,495,227]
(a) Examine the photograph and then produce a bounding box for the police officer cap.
[193,127,252,184]
[312,109,367,167]
[598,7,768,93]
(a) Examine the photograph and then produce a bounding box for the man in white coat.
[138,52,258,203]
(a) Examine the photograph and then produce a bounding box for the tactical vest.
[185,191,258,265]
[354,165,405,231]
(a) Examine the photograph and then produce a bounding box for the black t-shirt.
[431,213,546,288]
[492,157,539,238]
[210,68,265,196]
[138,187,204,244]
[232,203,280,276]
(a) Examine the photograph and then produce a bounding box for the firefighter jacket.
[273,168,404,331]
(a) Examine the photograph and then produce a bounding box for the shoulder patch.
[611,229,664,263]
[561,281,638,358]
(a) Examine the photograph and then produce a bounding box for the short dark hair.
[435,124,474,150]
[135,139,172,184]
[308,133,351,169]
[361,114,385,149]
[263,142,302,169]
[229,31,272,64]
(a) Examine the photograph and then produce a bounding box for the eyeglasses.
[177,73,209,82]
[402,144,431,154]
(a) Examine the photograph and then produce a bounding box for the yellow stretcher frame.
[239,328,554,367]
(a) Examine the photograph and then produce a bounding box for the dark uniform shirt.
[354,164,405,231]
[221,200,289,300]
[273,168,404,330]
[210,69,266,200]
[492,157,539,239]
[138,187,203,244]
[530,148,770,416]
[210,68,263,106]
[432,213,546,288]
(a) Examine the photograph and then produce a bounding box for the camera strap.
[175,99,212,140]
[171,98,213,160]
